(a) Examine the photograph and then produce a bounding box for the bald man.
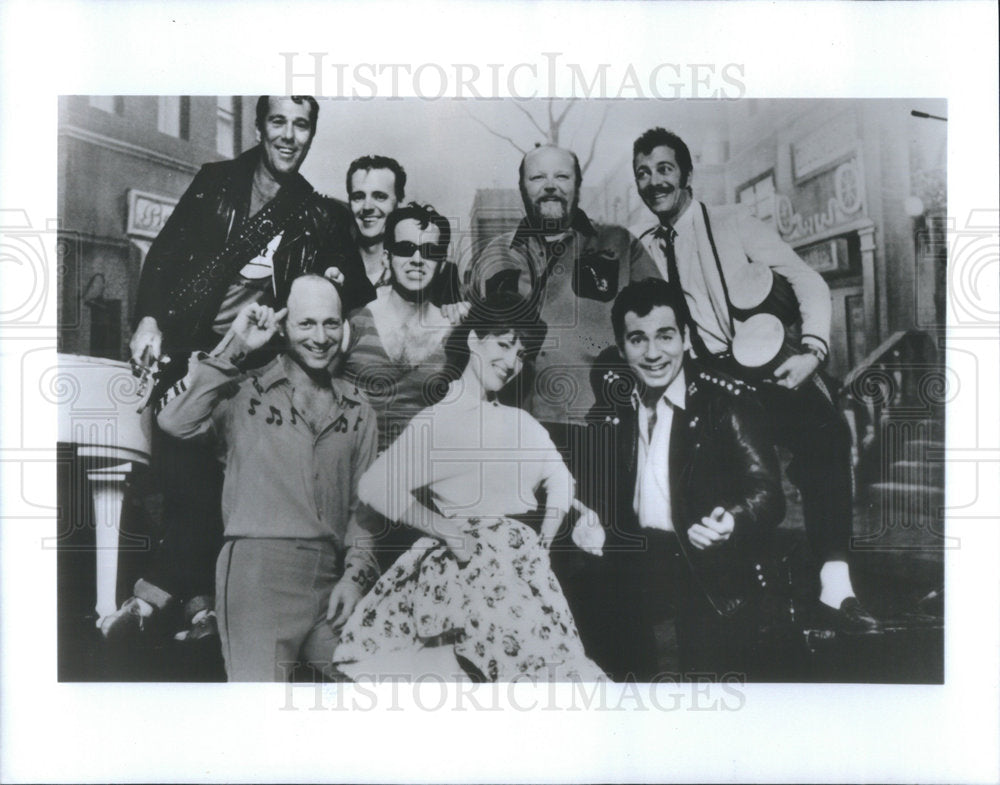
[467,146,654,426]
[158,275,380,681]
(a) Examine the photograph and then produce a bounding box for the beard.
[528,195,576,232]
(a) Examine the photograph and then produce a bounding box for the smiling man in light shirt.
[157,275,380,681]
[587,278,785,680]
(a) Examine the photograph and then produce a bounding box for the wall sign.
[126,189,177,239]
[775,158,865,245]
[798,236,851,275]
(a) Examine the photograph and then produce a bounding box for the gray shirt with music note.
[157,347,378,560]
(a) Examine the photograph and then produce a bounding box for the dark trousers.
[131,420,224,620]
[752,374,854,563]
[605,530,760,682]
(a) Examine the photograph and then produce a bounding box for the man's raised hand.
[232,304,288,351]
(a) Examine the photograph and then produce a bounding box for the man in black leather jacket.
[103,96,374,643]
[586,278,785,680]
[132,97,372,366]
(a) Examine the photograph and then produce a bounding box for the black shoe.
[99,597,151,641]
[174,611,219,642]
[813,597,880,633]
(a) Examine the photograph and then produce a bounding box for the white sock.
[819,560,855,608]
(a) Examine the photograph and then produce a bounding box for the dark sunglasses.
[387,240,448,261]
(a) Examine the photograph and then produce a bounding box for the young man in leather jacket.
[588,278,785,680]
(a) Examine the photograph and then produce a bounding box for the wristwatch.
[802,343,827,364]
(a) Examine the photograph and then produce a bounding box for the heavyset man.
[465,144,653,455]
[628,127,877,631]
[103,96,374,641]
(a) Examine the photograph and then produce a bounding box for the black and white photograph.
[52,94,949,686]
[2,2,998,783]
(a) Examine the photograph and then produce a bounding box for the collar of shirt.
[631,367,685,531]
[635,198,697,243]
[630,367,688,416]
[257,355,361,408]
[510,208,597,250]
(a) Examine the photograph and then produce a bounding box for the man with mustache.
[467,144,653,426]
[103,96,375,644]
[464,144,655,654]
[628,127,877,632]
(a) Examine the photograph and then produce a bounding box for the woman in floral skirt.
[334,292,606,682]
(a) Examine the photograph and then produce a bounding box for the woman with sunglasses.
[334,291,606,682]
[341,202,455,453]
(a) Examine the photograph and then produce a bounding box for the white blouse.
[358,392,575,523]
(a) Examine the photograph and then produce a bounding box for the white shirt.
[663,204,731,354]
[633,368,687,531]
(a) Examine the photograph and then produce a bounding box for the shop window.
[157,96,191,140]
[737,170,775,221]
[88,96,123,114]
[216,96,241,157]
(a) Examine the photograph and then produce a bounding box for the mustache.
[534,196,569,214]
[641,184,677,198]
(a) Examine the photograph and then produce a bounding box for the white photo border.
[1,1,998,782]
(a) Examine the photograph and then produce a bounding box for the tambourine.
[728,266,801,379]
[731,313,800,379]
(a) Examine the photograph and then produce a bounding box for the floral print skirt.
[333,517,605,682]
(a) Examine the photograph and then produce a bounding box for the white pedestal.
[87,462,132,621]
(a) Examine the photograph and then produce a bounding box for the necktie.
[656,226,710,359]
